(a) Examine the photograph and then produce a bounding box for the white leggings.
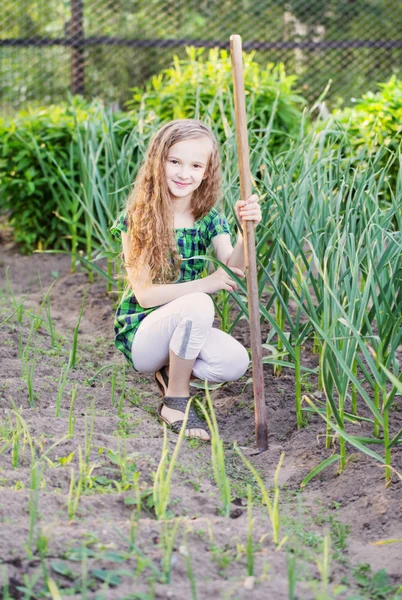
[131,292,249,383]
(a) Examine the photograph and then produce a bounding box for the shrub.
[321,76,402,192]
[0,97,134,253]
[333,76,402,150]
[128,46,306,152]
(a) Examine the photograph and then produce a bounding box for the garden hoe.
[230,34,269,452]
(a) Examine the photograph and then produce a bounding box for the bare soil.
[0,237,401,600]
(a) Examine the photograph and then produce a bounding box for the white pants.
[131,292,249,383]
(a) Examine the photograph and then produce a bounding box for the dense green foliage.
[331,76,402,157]
[319,76,402,194]
[0,98,134,253]
[128,47,306,152]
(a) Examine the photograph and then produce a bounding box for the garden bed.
[0,241,401,599]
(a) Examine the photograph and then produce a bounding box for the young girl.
[111,119,261,441]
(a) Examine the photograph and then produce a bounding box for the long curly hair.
[126,119,221,284]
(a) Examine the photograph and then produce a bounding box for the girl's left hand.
[235,194,262,228]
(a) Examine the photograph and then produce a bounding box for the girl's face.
[165,137,212,203]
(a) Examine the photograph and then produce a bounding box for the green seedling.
[67,446,84,520]
[235,446,285,546]
[315,534,331,600]
[69,288,87,369]
[55,363,70,417]
[246,485,255,577]
[68,385,78,437]
[84,402,95,465]
[286,550,298,600]
[196,384,231,517]
[1,567,12,600]
[26,460,46,557]
[0,296,27,329]
[16,569,42,599]
[183,529,197,600]
[38,275,58,348]
[86,362,115,386]
[21,317,39,406]
[106,441,138,491]
[153,402,191,520]
[1,411,25,468]
[111,365,118,407]
[160,518,181,584]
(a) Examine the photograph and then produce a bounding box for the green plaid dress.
[111,208,231,367]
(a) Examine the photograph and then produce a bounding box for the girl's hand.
[235,193,262,228]
[201,266,245,294]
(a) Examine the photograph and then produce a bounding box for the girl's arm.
[212,231,245,270]
[212,194,261,269]
[122,232,243,308]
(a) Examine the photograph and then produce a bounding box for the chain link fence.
[1,0,402,114]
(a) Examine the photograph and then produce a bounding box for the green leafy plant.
[0,97,134,253]
[196,385,231,517]
[352,563,401,600]
[322,76,402,192]
[128,46,305,151]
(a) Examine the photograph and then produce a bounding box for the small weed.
[128,389,142,407]
[186,437,204,449]
[352,563,400,600]
[184,477,201,492]
[210,543,236,578]
[143,404,158,417]
[235,399,247,409]
[301,373,315,394]
[329,515,349,556]
[113,414,141,438]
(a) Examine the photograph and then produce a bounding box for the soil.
[0,235,401,600]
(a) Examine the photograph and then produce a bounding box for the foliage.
[128,47,306,151]
[0,97,134,253]
[352,563,401,600]
[334,76,402,147]
[321,76,402,189]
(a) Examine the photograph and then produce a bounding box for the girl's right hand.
[201,266,245,294]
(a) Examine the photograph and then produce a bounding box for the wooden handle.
[230,34,268,452]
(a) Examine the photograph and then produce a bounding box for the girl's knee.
[232,343,250,380]
[222,342,249,381]
[181,292,214,326]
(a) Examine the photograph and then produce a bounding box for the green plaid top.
[111,208,231,367]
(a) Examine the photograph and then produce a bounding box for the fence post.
[70,0,85,96]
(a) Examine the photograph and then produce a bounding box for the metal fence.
[1,0,402,114]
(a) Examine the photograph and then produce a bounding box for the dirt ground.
[0,235,401,600]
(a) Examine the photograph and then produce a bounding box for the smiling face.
[165,137,212,203]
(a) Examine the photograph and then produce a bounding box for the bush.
[0,97,134,253]
[128,46,306,152]
[322,76,402,191]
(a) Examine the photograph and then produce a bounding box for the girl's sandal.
[155,367,169,398]
[158,396,210,440]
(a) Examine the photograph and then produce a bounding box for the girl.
[111,119,261,441]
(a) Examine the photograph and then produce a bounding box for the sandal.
[158,396,210,440]
[155,367,169,398]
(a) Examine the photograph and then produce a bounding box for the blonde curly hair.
[126,119,221,284]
